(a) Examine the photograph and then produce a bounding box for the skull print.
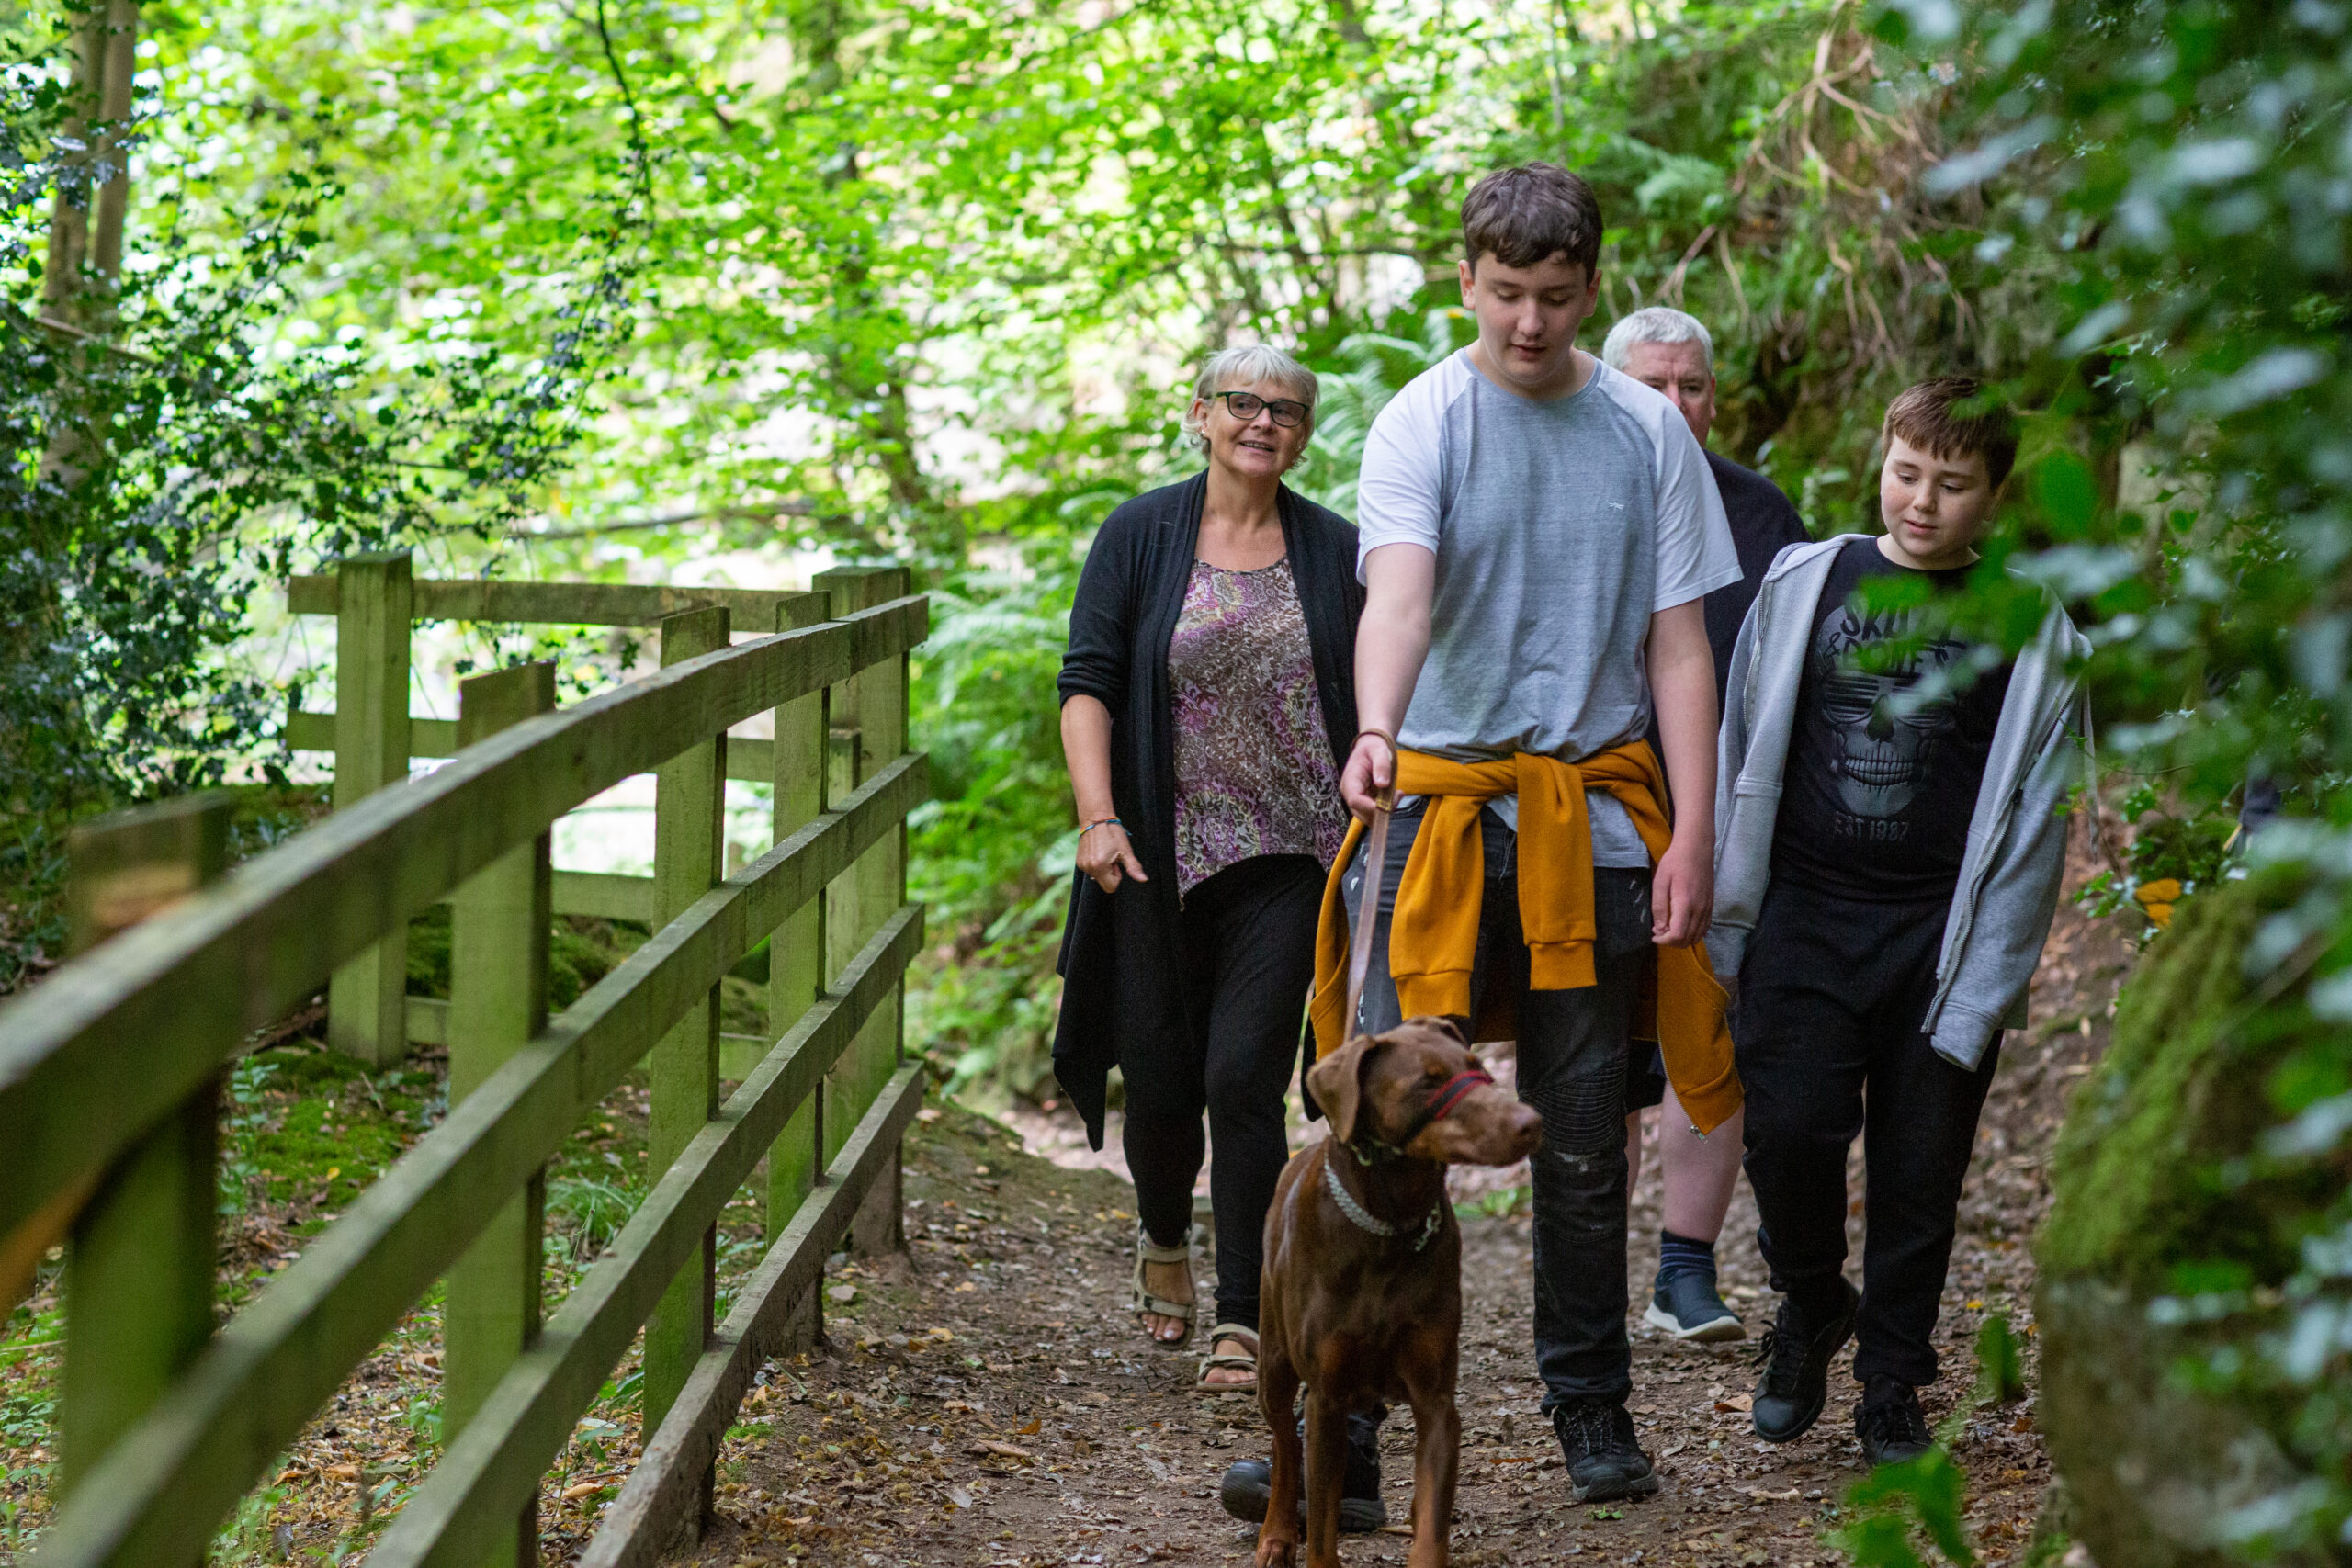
[1814,604,1965,821]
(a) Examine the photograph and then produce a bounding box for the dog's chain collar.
[1322,1153,1446,1253]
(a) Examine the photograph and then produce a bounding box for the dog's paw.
[1253,1529,1300,1567]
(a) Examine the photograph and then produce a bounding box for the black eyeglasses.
[1210,390,1310,428]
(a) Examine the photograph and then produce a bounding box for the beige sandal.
[1196,1322,1260,1393]
[1131,1225,1196,1349]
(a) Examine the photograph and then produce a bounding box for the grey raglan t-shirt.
[1356,350,1741,865]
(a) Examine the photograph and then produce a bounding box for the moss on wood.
[2041,875,2338,1294]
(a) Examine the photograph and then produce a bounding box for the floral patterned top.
[1167,558,1350,894]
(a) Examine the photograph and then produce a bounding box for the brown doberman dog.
[1252,1017,1544,1568]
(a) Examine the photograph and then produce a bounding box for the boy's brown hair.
[1461,163,1604,276]
[1883,376,2019,489]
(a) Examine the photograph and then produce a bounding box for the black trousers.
[1349,805,1651,1409]
[1736,877,2001,1388]
[1118,853,1324,1332]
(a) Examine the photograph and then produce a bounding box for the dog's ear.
[1306,1034,1385,1146]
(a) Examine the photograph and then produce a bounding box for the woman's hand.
[1077,820,1149,894]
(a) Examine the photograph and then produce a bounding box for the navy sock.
[1657,1229,1718,1286]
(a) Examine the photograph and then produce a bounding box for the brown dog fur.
[1252,1018,1543,1568]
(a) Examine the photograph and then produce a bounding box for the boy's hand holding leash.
[1340,728,1398,821]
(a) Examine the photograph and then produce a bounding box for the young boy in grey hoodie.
[1708,378,2089,1465]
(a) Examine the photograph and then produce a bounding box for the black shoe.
[1643,1272,1745,1342]
[1549,1399,1660,1503]
[1216,1412,1386,1532]
[1856,1377,1935,1467]
[1751,1280,1860,1443]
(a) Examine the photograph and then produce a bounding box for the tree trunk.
[43,0,139,327]
[40,0,139,491]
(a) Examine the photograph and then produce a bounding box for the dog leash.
[1328,769,1495,1247]
[1342,781,1397,1043]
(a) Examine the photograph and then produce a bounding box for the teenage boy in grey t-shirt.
[1219,165,1738,1526]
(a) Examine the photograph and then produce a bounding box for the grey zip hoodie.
[1707,536,2092,1071]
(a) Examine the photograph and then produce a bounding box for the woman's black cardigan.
[1050,471,1363,1149]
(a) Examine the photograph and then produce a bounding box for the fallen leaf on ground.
[1015,1416,1040,1435]
[968,1441,1034,1461]
[1714,1393,1753,1413]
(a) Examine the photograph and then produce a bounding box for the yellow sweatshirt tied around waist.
[1309,741,1741,1136]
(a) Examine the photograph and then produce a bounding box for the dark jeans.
[1347,804,1652,1409]
[1118,853,1324,1332]
[1736,877,2002,1388]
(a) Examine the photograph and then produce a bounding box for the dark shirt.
[1771,536,2014,903]
[1645,453,1807,797]
[1703,451,1809,711]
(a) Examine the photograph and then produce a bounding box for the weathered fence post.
[326,550,415,1067]
[813,565,910,1258]
[766,601,829,1351]
[441,661,556,1568]
[58,793,232,1541]
[645,604,729,1528]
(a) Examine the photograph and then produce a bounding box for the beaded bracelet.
[1080,817,1123,835]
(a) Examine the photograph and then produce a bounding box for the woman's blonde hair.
[1181,344,1319,453]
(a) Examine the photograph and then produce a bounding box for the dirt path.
[667,840,2130,1568]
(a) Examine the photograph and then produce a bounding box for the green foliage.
[1973,1312,2028,1407]
[2037,869,2352,1553]
[546,1174,641,1265]
[1832,1450,1977,1568]
[0,5,642,1001]
[902,551,1090,1099]
[2073,783,2240,931]
[1454,1184,1532,1222]
[219,1056,283,1218]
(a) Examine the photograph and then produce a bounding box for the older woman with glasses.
[1053,345,1363,1393]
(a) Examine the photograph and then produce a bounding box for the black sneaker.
[1549,1399,1660,1503]
[1751,1280,1860,1443]
[1217,1411,1386,1532]
[1643,1272,1746,1342]
[1856,1377,1935,1467]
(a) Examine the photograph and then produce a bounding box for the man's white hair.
[1181,344,1319,452]
[1600,306,1715,375]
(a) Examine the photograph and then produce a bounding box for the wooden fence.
[0,554,930,1565]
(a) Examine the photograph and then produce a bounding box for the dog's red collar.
[1423,1066,1495,1123]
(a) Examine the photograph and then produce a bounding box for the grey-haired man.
[1600,305,1806,1346]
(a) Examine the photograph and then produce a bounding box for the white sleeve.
[1353,380,1445,581]
[1650,405,1742,611]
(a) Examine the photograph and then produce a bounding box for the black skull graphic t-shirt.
[1770,536,2013,903]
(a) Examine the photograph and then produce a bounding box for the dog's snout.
[1501,1102,1543,1157]
[1435,1086,1544,1167]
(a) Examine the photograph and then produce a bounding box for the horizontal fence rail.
[286,574,832,630]
[3,560,930,1567]
[281,708,797,785]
